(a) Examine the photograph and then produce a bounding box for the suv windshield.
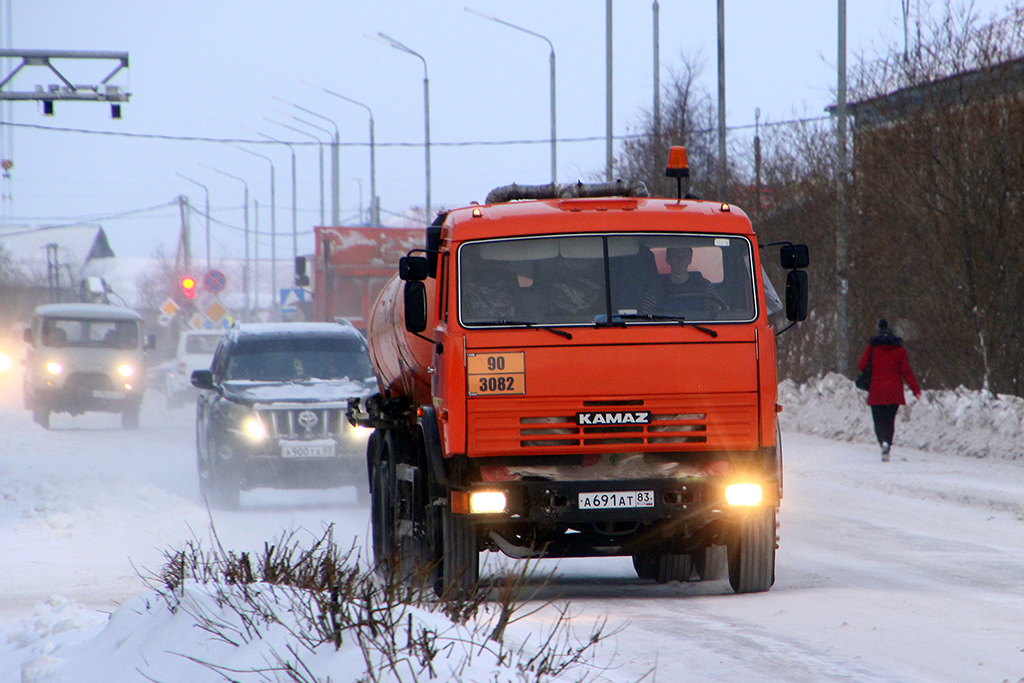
[42,318,139,350]
[226,336,373,382]
[458,233,757,326]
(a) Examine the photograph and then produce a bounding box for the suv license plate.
[281,441,337,459]
[578,490,655,510]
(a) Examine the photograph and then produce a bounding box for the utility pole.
[836,0,850,374]
[717,0,727,199]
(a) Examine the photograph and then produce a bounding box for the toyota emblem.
[297,410,319,432]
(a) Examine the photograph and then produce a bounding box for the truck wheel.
[440,506,478,598]
[632,554,655,580]
[369,436,396,576]
[692,545,726,581]
[121,406,140,430]
[32,407,50,429]
[727,508,776,594]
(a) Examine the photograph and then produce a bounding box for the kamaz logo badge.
[576,411,651,426]
[298,410,319,432]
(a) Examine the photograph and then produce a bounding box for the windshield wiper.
[616,313,718,338]
[473,319,573,339]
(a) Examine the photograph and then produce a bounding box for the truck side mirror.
[400,255,429,282]
[780,244,809,269]
[425,225,442,278]
[23,327,33,345]
[145,334,157,350]
[404,280,428,333]
[191,369,215,391]
[785,270,809,322]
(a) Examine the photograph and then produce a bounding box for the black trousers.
[871,404,900,445]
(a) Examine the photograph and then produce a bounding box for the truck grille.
[467,395,760,455]
[260,407,345,439]
[520,408,707,447]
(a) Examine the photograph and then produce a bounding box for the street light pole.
[268,115,326,226]
[232,144,278,320]
[273,96,340,226]
[375,32,431,221]
[200,164,250,316]
[175,172,210,271]
[465,8,557,185]
[717,0,728,199]
[304,82,380,226]
[253,132,298,265]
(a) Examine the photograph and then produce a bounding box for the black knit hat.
[877,318,893,335]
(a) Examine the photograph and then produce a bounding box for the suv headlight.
[243,416,267,440]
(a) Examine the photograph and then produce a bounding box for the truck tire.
[369,434,396,576]
[727,508,776,594]
[441,506,478,597]
[693,544,726,581]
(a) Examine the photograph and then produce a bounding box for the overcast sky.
[1,0,1015,264]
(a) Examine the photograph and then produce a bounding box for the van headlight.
[724,483,763,506]
[117,363,135,377]
[0,352,11,372]
[46,361,63,375]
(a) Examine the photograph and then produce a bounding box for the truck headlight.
[469,490,507,514]
[46,361,63,375]
[117,363,135,377]
[724,483,763,506]
[244,417,267,440]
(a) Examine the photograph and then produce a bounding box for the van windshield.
[42,318,139,350]
[458,233,757,327]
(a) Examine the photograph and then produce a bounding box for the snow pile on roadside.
[2,578,606,683]
[779,372,1024,460]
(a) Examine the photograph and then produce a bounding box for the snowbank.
[779,372,1024,461]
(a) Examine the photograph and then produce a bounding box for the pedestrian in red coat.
[857,319,922,461]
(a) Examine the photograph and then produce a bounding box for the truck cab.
[355,160,808,596]
[23,303,154,429]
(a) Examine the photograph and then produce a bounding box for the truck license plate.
[281,440,336,459]
[578,490,655,510]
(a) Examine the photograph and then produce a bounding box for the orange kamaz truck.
[349,148,809,595]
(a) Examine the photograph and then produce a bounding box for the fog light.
[244,418,267,440]
[117,363,134,377]
[725,483,763,506]
[469,490,507,514]
[46,361,63,375]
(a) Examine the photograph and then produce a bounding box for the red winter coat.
[858,337,921,406]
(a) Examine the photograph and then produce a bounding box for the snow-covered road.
[1,391,1023,682]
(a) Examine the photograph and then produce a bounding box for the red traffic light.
[180,276,197,299]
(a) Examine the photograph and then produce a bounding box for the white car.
[166,329,224,408]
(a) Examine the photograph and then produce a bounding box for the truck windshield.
[226,337,374,382]
[41,318,139,350]
[458,233,757,327]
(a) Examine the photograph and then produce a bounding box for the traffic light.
[180,275,197,300]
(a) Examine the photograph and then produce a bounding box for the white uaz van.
[23,303,154,429]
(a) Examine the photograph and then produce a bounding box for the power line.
[0,115,831,150]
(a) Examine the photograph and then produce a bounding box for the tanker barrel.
[366,273,437,407]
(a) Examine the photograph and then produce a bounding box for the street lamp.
[272,96,340,226]
[175,172,210,270]
[373,32,430,221]
[465,7,556,185]
[199,164,250,316]
[232,144,277,319]
[246,129,298,265]
[269,114,328,226]
[303,81,379,226]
